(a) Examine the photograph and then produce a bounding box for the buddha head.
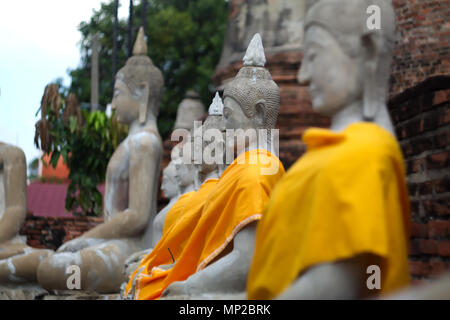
[195,92,225,177]
[223,33,280,134]
[161,161,180,200]
[174,90,206,131]
[112,27,164,125]
[298,0,396,123]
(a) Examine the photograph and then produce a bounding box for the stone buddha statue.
[151,162,182,247]
[0,142,53,287]
[37,27,165,293]
[161,34,285,299]
[173,90,205,131]
[121,156,195,284]
[247,0,411,300]
[122,93,230,300]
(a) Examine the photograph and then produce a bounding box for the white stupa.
[243,33,266,67]
[208,92,224,116]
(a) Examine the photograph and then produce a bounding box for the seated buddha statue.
[0,142,53,286]
[158,34,285,299]
[37,27,165,293]
[122,93,228,299]
[121,150,197,282]
[247,0,411,300]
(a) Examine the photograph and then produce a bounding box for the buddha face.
[111,77,140,125]
[223,96,261,153]
[298,25,364,117]
[161,162,180,199]
[174,141,195,190]
[223,96,261,131]
[196,116,225,176]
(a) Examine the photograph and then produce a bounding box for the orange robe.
[247,123,411,300]
[124,179,218,299]
[130,149,285,300]
[162,191,195,235]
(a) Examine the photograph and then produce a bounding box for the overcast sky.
[0,0,129,166]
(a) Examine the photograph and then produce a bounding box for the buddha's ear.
[361,32,382,121]
[254,99,266,127]
[138,82,150,124]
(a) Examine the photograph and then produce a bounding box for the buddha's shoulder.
[342,123,399,156]
[128,130,163,153]
[339,123,401,160]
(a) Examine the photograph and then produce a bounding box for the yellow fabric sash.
[162,191,195,235]
[131,149,284,300]
[124,179,218,298]
[247,123,411,299]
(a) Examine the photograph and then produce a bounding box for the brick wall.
[19,214,104,251]
[388,75,450,283]
[390,0,450,96]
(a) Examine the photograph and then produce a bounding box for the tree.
[34,84,128,216]
[66,0,228,139]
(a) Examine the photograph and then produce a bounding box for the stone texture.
[0,284,48,300]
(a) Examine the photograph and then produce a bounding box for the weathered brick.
[410,261,431,277]
[434,130,450,148]
[409,239,421,255]
[428,220,450,238]
[429,260,449,276]
[435,176,450,193]
[437,241,450,256]
[424,198,450,216]
[419,239,438,254]
[410,222,428,238]
[433,90,450,105]
[426,151,449,169]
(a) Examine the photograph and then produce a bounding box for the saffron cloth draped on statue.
[247,123,411,300]
[129,149,285,300]
[124,180,217,299]
[162,191,195,235]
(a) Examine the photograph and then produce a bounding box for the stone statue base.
[0,284,48,300]
[0,285,120,300]
[43,291,120,300]
[160,292,246,300]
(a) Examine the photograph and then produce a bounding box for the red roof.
[27,182,105,217]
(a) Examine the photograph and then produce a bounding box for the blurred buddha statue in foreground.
[247,0,411,300]
[0,142,53,285]
[37,27,164,293]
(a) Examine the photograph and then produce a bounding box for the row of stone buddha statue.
[3,0,448,300]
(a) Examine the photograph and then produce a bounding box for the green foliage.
[39,94,128,216]
[66,0,228,139]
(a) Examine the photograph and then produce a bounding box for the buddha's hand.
[158,263,174,271]
[123,249,153,277]
[161,280,190,298]
[57,237,104,253]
